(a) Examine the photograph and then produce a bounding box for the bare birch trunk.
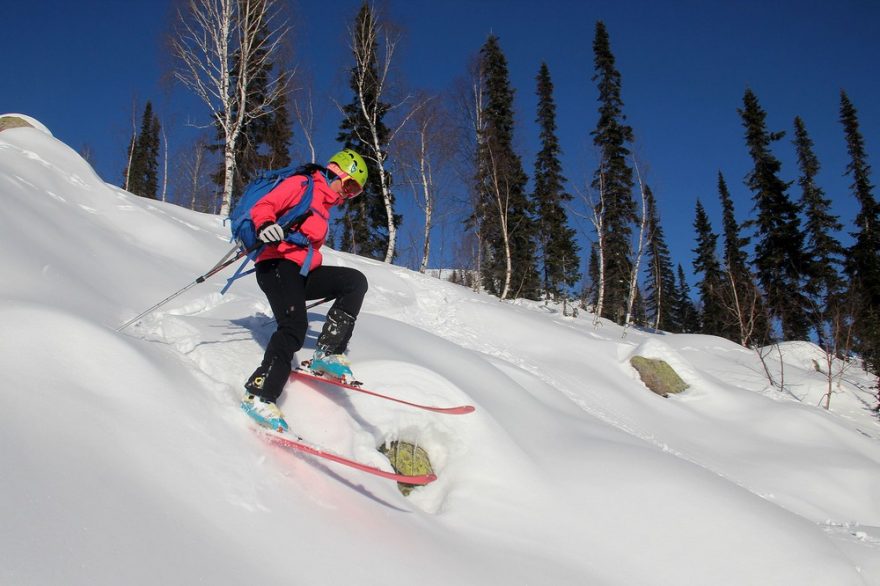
[484,146,513,300]
[172,0,290,218]
[417,123,433,273]
[124,100,137,192]
[589,170,607,326]
[160,125,168,202]
[293,85,317,163]
[623,161,649,336]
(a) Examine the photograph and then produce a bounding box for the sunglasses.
[338,173,363,198]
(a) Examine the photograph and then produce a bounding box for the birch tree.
[292,77,317,163]
[123,98,138,192]
[337,3,420,263]
[473,34,539,300]
[459,56,487,291]
[591,21,636,324]
[394,94,453,273]
[623,161,650,335]
[171,0,290,216]
[575,169,606,325]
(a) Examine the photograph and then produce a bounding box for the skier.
[241,149,369,431]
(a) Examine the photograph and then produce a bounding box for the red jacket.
[249,170,342,270]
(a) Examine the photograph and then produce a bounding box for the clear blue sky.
[4,0,879,280]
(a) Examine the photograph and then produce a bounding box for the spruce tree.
[632,285,647,328]
[717,171,768,344]
[739,89,809,340]
[692,200,726,337]
[336,2,397,260]
[673,264,700,333]
[717,172,750,286]
[793,116,845,343]
[262,89,292,170]
[125,101,160,199]
[533,62,580,300]
[587,243,600,308]
[475,34,540,299]
[643,186,676,331]
[840,91,880,375]
[591,21,636,324]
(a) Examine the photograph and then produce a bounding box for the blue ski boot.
[241,392,289,432]
[310,307,357,382]
[309,350,354,382]
[241,365,288,431]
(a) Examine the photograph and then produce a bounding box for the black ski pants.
[253,258,368,401]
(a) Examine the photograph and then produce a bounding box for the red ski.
[260,428,437,485]
[290,368,476,415]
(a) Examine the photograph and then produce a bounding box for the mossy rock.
[0,116,34,132]
[379,440,434,496]
[630,356,688,397]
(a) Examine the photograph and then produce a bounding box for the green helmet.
[328,149,368,188]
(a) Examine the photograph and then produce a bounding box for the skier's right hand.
[257,222,285,244]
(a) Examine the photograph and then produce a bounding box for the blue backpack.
[222,166,317,293]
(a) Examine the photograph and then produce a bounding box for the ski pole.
[116,254,332,333]
[116,215,321,333]
[115,243,249,332]
[305,298,331,310]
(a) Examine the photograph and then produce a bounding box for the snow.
[2,120,880,585]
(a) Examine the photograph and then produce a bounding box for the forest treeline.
[116,1,878,397]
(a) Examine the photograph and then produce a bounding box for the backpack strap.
[279,175,319,277]
[220,249,260,295]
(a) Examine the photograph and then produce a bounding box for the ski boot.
[241,392,289,432]
[241,365,288,431]
[307,307,357,382]
[309,350,354,382]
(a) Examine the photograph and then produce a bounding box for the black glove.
[257,222,285,244]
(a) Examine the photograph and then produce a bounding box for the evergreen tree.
[673,264,700,333]
[692,200,726,337]
[591,21,636,324]
[587,243,600,308]
[739,89,809,340]
[717,172,750,286]
[840,91,880,375]
[262,89,292,170]
[533,62,580,300]
[125,101,161,199]
[643,185,676,331]
[631,285,647,328]
[793,116,845,343]
[336,2,397,260]
[475,34,540,299]
[717,171,768,343]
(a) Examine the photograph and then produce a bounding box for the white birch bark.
[623,161,649,336]
[172,0,290,217]
[347,9,422,264]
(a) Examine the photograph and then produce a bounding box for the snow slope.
[2,121,880,585]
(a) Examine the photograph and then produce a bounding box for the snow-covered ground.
[2,119,879,585]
